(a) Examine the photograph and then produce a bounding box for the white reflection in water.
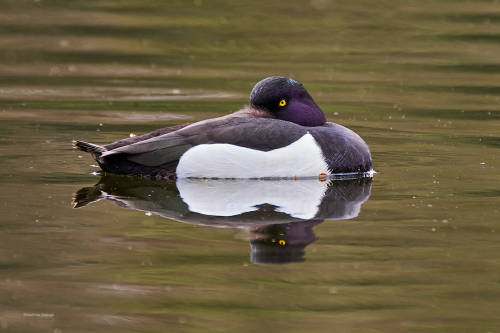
[177,178,329,219]
[74,176,372,264]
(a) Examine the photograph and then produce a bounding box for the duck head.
[250,76,326,127]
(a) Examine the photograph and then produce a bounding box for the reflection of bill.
[74,177,372,264]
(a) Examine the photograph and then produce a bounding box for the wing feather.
[101,115,307,167]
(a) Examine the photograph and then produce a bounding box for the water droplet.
[58,40,69,48]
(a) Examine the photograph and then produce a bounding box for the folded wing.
[101,116,307,167]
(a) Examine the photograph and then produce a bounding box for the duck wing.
[103,123,189,151]
[101,116,307,167]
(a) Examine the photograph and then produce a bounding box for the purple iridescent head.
[250,76,326,127]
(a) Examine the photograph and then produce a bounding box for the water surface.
[1,0,499,332]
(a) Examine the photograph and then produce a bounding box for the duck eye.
[279,99,287,107]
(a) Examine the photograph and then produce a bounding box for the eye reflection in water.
[74,176,372,264]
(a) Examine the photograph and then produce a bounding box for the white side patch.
[176,133,328,178]
[177,178,328,219]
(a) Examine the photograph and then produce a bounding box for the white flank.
[176,133,328,178]
[176,178,329,219]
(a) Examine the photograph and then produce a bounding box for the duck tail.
[73,140,107,155]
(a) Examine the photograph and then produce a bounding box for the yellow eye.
[279,240,286,246]
[279,99,287,107]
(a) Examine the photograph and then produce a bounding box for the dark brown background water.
[1,0,499,332]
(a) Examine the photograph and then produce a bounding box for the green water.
[1,0,500,332]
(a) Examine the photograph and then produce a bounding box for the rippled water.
[1,0,500,332]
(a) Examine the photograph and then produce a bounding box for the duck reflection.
[74,176,372,264]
